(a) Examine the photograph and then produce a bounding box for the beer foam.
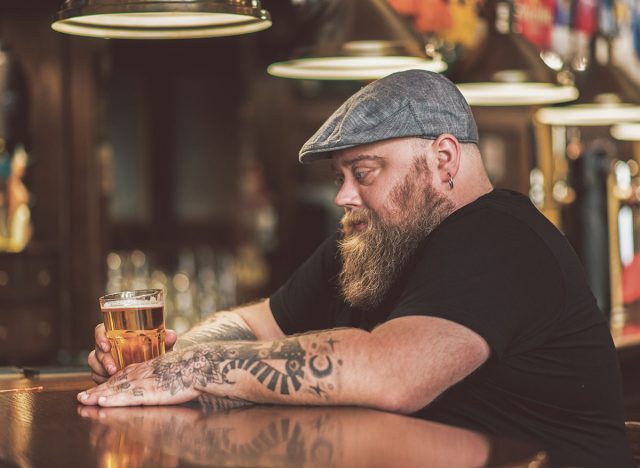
[101,299,163,309]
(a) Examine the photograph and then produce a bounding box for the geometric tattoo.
[221,339,305,395]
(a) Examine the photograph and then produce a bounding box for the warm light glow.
[619,205,635,266]
[536,104,640,126]
[540,51,564,71]
[342,40,398,55]
[71,12,244,28]
[267,57,447,81]
[611,123,640,141]
[457,82,578,106]
[10,392,35,468]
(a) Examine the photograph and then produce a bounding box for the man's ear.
[433,134,461,185]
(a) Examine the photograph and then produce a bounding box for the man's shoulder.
[430,190,544,245]
[448,189,540,224]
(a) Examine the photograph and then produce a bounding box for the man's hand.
[87,300,282,385]
[79,350,203,406]
[88,324,178,384]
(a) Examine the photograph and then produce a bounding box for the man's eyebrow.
[331,155,384,171]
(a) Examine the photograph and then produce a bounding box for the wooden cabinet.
[0,251,57,363]
[0,1,107,361]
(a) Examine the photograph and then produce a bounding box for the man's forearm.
[176,311,257,350]
[152,327,388,409]
[175,299,284,349]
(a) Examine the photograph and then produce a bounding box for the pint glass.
[99,289,165,370]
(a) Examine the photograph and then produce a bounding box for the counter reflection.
[78,399,542,467]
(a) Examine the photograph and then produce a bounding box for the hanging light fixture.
[536,36,640,126]
[267,0,446,81]
[450,0,578,106]
[51,0,272,40]
[611,123,640,141]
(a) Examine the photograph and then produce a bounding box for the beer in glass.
[99,289,165,370]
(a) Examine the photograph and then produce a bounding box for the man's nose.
[335,178,362,209]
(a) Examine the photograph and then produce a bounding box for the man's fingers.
[89,386,201,407]
[94,323,110,353]
[78,379,122,406]
[88,350,108,377]
[78,373,201,407]
[96,348,118,376]
[88,348,118,379]
[92,323,119,376]
[91,372,109,385]
[165,329,178,350]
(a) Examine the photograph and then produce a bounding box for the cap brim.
[299,135,479,164]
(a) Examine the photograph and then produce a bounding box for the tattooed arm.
[175,313,257,349]
[175,299,285,349]
[79,315,490,413]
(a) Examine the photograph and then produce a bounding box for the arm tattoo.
[152,334,339,399]
[178,315,257,348]
[195,394,253,411]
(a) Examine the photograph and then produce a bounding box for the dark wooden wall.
[0,0,107,363]
[0,0,336,362]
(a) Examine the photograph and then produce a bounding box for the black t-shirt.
[270,189,633,467]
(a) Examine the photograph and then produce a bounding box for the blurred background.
[0,0,639,370]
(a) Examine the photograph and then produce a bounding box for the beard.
[338,157,454,311]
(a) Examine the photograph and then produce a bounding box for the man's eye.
[354,170,369,182]
[334,175,344,186]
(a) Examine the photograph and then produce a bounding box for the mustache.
[340,209,374,231]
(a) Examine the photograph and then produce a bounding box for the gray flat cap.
[299,69,478,163]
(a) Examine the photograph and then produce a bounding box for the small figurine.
[1,144,31,252]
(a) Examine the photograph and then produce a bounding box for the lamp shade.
[536,36,640,126]
[51,0,272,39]
[267,0,447,81]
[451,0,577,106]
[611,123,640,141]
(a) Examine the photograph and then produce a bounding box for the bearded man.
[81,70,633,467]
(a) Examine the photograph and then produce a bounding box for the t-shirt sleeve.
[269,232,341,335]
[389,210,564,358]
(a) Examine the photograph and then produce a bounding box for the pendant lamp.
[451,0,577,106]
[536,36,640,126]
[51,0,272,39]
[267,0,447,81]
[611,123,640,141]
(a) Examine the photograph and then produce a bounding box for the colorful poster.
[440,0,481,48]
[387,0,453,34]
[514,0,556,49]
[612,0,640,81]
[599,0,619,36]
[633,0,640,56]
[574,0,598,36]
[386,0,418,15]
[552,0,573,58]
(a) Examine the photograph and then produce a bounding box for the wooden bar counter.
[0,371,547,467]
